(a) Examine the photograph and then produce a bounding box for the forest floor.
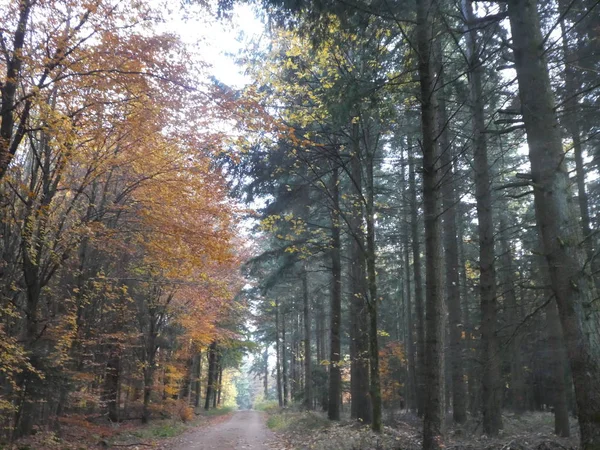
[7,408,580,449]
[5,407,242,449]
[265,409,580,450]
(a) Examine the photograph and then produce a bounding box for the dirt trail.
[172,410,276,450]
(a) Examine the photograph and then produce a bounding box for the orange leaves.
[0,2,249,430]
[379,341,406,406]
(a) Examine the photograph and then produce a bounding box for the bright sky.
[161,3,265,88]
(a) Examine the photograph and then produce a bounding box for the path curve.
[173,410,276,450]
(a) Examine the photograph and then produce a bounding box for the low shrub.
[202,406,234,417]
[255,400,279,413]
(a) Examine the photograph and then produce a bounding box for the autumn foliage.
[0,0,246,441]
[379,342,406,409]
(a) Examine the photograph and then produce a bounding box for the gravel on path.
[171,410,277,450]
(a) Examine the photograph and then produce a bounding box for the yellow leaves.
[284,58,298,70]
[285,46,302,58]
[465,260,479,280]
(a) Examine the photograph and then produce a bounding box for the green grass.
[266,410,329,432]
[130,420,186,440]
[200,406,235,417]
[150,422,186,438]
[266,413,292,431]
[255,400,279,413]
[126,406,234,442]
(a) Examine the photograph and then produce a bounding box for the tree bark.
[282,310,289,406]
[558,4,593,259]
[409,142,426,417]
[403,146,417,413]
[194,350,202,409]
[217,363,223,407]
[291,319,297,399]
[141,312,159,424]
[404,235,417,412]
[263,346,269,400]
[104,348,120,422]
[507,0,600,447]
[302,263,312,409]
[0,0,32,179]
[457,209,478,416]
[212,354,220,409]
[546,300,570,437]
[205,342,217,410]
[462,0,503,434]
[437,52,467,425]
[328,163,342,420]
[365,122,382,432]
[276,298,284,407]
[349,120,371,423]
[499,214,525,414]
[416,0,445,446]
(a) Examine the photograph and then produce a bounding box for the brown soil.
[169,410,277,450]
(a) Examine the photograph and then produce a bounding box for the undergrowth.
[200,406,235,417]
[255,400,280,413]
[267,409,330,432]
[266,409,579,450]
[130,419,187,439]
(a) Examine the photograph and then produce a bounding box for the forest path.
[172,410,277,450]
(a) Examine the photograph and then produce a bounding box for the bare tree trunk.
[507,0,600,447]
[499,214,525,414]
[194,350,202,409]
[457,210,478,416]
[180,354,193,402]
[282,311,289,406]
[416,0,445,446]
[0,0,33,180]
[217,363,223,407]
[104,348,120,422]
[204,342,217,410]
[291,314,297,400]
[276,298,284,407]
[409,142,426,417]
[365,124,382,432]
[557,3,593,260]
[462,0,503,434]
[302,263,312,409]
[141,316,159,424]
[546,300,570,437]
[263,346,269,400]
[403,147,417,413]
[349,120,371,423]
[142,366,153,424]
[187,356,194,405]
[318,300,328,411]
[437,51,467,425]
[328,163,342,420]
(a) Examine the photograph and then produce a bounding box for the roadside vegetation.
[265,408,579,450]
